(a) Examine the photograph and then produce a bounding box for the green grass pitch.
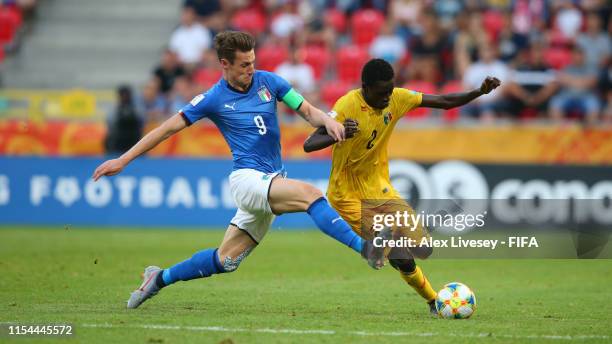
[0,227,610,343]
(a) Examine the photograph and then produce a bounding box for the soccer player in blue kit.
[92,31,387,309]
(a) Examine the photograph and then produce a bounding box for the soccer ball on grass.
[435,282,476,319]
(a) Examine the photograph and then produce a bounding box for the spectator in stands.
[497,10,528,62]
[433,0,463,30]
[549,46,601,125]
[409,10,450,83]
[184,0,225,34]
[576,12,611,69]
[369,21,407,66]
[169,75,195,115]
[503,43,558,119]
[553,0,583,40]
[389,0,423,42]
[462,44,509,121]
[169,6,212,68]
[274,49,316,95]
[135,79,168,123]
[602,61,612,123]
[105,85,143,154]
[153,49,186,95]
[511,0,549,40]
[454,11,489,78]
[270,1,304,44]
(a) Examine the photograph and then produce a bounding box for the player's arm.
[303,119,359,152]
[92,113,187,181]
[420,76,501,109]
[296,99,346,142]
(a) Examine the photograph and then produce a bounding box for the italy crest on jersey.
[257,86,272,103]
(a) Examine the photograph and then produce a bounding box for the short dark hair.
[214,31,256,64]
[362,58,394,86]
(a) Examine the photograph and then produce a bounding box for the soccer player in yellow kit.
[304,58,500,315]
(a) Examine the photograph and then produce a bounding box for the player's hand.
[480,76,501,94]
[324,117,346,142]
[344,118,359,139]
[92,158,126,181]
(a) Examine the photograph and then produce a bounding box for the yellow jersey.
[327,88,422,204]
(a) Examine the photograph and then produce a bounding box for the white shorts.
[229,168,284,243]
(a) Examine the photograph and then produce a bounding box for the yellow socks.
[400,266,437,302]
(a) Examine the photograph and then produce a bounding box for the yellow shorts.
[330,197,430,245]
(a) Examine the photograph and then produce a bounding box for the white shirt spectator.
[169,23,211,65]
[369,34,406,64]
[275,62,315,93]
[271,12,304,38]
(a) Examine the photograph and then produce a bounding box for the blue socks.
[161,248,225,286]
[307,197,364,254]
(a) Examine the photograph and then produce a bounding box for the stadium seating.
[193,67,222,88]
[0,5,21,45]
[402,81,437,119]
[324,8,347,33]
[230,9,266,36]
[350,9,384,47]
[300,45,330,80]
[482,10,504,41]
[256,44,288,72]
[336,45,369,83]
[543,47,572,70]
[321,80,352,109]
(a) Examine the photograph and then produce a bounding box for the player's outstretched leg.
[127,226,255,309]
[268,178,385,269]
[389,250,437,317]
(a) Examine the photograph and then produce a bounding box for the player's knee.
[411,246,433,260]
[302,184,323,204]
[389,258,416,274]
[218,248,252,273]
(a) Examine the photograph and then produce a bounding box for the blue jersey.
[180,70,299,173]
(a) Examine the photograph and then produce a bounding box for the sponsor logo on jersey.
[257,86,272,103]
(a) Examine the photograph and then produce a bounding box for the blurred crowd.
[131,0,610,125]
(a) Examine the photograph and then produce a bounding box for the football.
[435,282,476,319]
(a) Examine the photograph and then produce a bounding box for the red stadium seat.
[402,81,437,119]
[299,45,330,80]
[0,6,20,44]
[256,44,288,72]
[544,47,572,70]
[231,9,266,36]
[440,80,463,122]
[336,45,369,83]
[324,8,347,33]
[350,9,384,47]
[482,10,504,41]
[193,67,222,88]
[321,80,353,109]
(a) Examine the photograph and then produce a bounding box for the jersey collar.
[223,76,254,94]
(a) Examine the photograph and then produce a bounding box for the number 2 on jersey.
[366,129,377,149]
[254,115,267,135]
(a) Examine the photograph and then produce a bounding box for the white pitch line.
[80,323,610,341]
